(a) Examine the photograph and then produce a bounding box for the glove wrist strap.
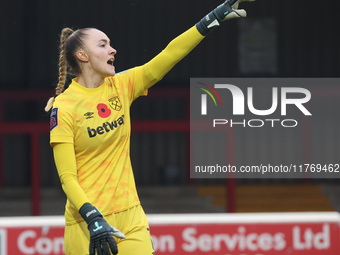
[196,1,234,36]
[196,12,220,36]
[79,202,102,225]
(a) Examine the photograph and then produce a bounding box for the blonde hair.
[45,27,89,112]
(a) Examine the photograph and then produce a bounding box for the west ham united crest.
[108,96,122,111]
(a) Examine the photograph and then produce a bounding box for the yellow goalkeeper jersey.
[50,67,147,224]
[50,25,204,225]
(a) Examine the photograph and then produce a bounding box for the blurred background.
[0,0,340,217]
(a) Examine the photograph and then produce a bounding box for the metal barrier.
[0,90,53,216]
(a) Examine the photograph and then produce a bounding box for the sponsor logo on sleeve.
[50,108,58,131]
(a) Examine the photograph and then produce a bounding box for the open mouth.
[107,59,114,66]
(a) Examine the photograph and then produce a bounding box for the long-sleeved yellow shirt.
[51,26,204,225]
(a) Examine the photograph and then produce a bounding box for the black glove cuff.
[79,202,103,225]
[196,12,219,36]
[196,1,234,36]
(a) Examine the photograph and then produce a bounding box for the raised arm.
[142,26,204,87]
[141,0,253,88]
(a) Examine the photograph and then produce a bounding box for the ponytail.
[45,27,90,112]
[45,28,74,112]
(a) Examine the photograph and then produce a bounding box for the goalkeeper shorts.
[64,204,155,255]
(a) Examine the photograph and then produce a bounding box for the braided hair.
[45,27,89,112]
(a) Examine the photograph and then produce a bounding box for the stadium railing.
[0,89,236,215]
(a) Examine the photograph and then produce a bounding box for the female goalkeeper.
[46,1,253,254]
